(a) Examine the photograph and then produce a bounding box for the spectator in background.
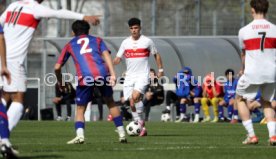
[53,82,75,121]
[201,73,223,123]
[143,69,164,121]
[218,69,238,122]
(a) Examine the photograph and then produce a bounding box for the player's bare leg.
[262,100,276,146]
[237,95,258,145]
[104,97,127,143]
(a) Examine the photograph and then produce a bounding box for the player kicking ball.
[55,20,127,144]
[236,0,276,145]
[113,18,164,136]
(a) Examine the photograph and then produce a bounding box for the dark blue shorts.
[76,85,113,106]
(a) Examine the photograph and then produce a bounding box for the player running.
[55,20,127,144]
[0,24,17,159]
[236,0,276,145]
[113,17,164,136]
[0,0,100,152]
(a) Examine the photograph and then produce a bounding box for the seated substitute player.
[143,68,164,121]
[218,69,238,122]
[201,73,223,123]
[0,24,18,159]
[55,20,127,144]
[174,67,202,123]
[113,18,164,136]
[53,82,75,121]
[236,0,276,145]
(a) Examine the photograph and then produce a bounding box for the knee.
[201,98,208,105]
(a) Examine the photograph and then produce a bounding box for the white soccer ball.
[126,121,142,136]
[161,113,171,122]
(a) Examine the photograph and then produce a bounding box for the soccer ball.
[161,113,171,122]
[126,121,142,136]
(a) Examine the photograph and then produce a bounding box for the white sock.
[1,139,11,147]
[131,111,141,121]
[267,121,276,138]
[117,126,125,137]
[166,106,170,110]
[7,102,24,131]
[242,119,255,137]
[180,113,186,119]
[135,101,144,121]
[76,128,84,137]
[233,115,239,120]
[1,98,7,106]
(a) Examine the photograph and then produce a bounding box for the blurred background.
[0,0,274,121]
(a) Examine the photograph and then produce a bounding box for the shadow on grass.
[20,154,63,159]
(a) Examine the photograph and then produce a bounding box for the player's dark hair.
[128,18,141,27]
[36,0,44,3]
[250,0,269,15]
[150,68,156,75]
[225,69,235,76]
[72,20,90,36]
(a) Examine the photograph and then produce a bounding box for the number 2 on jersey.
[77,38,92,54]
[258,32,266,52]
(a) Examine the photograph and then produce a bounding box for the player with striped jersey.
[113,18,164,136]
[0,0,100,149]
[236,0,276,145]
[55,20,127,144]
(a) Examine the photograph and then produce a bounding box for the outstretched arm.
[154,53,164,77]
[34,4,100,25]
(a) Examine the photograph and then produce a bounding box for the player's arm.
[239,50,245,75]
[238,29,245,76]
[34,4,100,25]
[212,85,219,97]
[0,32,11,84]
[113,42,125,65]
[54,63,62,86]
[154,53,164,77]
[113,57,121,65]
[54,45,70,87]
[102,51,116,86]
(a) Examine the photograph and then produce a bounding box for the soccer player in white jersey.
[0,24,18,159]
[0,0,100,154]
[113,18,164,136]
[236,0,276,145]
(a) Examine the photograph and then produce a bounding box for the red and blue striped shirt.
[57,35,110,85]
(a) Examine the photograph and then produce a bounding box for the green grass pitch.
[9,121,276,159]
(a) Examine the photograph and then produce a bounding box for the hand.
[83,15,100,26]
[1,67,11,85]
[238,69,244,77]
[157,72,164,78]
[109,75,116,87]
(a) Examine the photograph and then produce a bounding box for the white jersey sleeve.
[116,40,126,58]
[148,39,158,55]
[33,3,84,20]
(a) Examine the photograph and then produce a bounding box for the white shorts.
[236,75,275,102]
[123,74,149,100]
[3,61,27,92]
